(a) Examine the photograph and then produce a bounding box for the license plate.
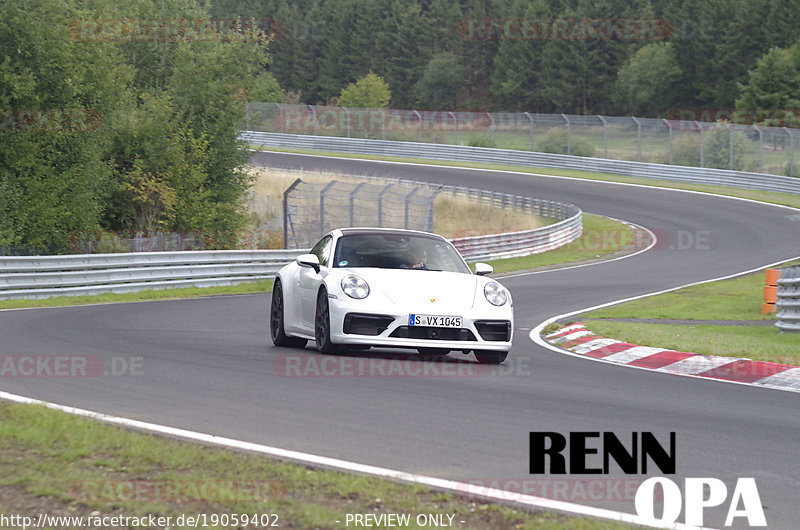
[409,314,462,328]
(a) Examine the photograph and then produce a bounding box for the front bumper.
[329,301,513,352]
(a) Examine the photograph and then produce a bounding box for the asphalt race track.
[2,151,800,528]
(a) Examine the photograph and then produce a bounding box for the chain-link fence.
[245,103,800,177]
[283,179,442,249]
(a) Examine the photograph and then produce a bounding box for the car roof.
[336,227,446,241]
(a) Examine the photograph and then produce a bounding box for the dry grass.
[244,166,548,239]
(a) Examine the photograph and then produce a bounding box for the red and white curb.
[545,323,800,393]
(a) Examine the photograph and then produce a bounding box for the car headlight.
[341,275,370,299]
[484,281,508,306]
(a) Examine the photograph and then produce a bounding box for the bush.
[536,128,596,157]
[670,126,751,170]
[466,135,496,148]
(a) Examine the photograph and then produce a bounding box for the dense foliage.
[1,0,281,252]
[211,0,800,115]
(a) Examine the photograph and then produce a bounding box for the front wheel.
[315,289,340,354]
[270,280,307,348]
[474,350,508,365]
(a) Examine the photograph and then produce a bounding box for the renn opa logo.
[529,432,766,527]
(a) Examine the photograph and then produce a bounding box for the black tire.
[315,288,340,354]
[417,348,450,357]
[270,280,307,348]
[474,350,508,365]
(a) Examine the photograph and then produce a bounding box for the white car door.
[297,236,333,331]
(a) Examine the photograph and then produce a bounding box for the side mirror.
[474,262,493,276]
[296,253,321,273]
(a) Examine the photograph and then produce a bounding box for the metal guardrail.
[776,266,800,332]
[0,250,304,300]
[0,190,582,299]
[242,131,800,195]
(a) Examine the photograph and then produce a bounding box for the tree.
[736,45,800,124]
[337,71,391,108]
[413,52,465,109]
[616,43,681,116]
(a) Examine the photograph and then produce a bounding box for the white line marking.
[0,390,707,530]
[603,346,668,364]
[657,356,740,376]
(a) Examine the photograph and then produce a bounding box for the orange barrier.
[762,268,781,314]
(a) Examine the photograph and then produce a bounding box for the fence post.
[319,180,338,240]
[754,125,764,172]
[632,116,642,161]
[525,112,535,150]
[349,182,366,227]
[696,121,705,167]
[413,110,421,142]
[308,105,317,136]
[562,114,571,155]
[663,119,673,165]
[784,127,795,176]
[282,178,303,249]
[342,106,351,138]
[404,188,419,229]
[428,187,444,232]
[378,184,394,227]
[598,115,608,158]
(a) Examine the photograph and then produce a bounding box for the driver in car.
[402,246,427,269]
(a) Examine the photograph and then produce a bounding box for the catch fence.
[245,103,800,177]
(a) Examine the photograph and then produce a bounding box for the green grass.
[0,401,635,530]
[579,262,800,365]
[582,321,799,365]
[584,271,778,321]
[487,214,640,274]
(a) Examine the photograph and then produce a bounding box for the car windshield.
[332,233,471,274]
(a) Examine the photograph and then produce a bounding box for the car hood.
[347,268,479,309]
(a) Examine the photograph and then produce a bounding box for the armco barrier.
[0,250,304,300]
[0,201,582,300]
[241,131,800,195]
[776,266,800,332]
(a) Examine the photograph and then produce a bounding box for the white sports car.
[270,228,513,364]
